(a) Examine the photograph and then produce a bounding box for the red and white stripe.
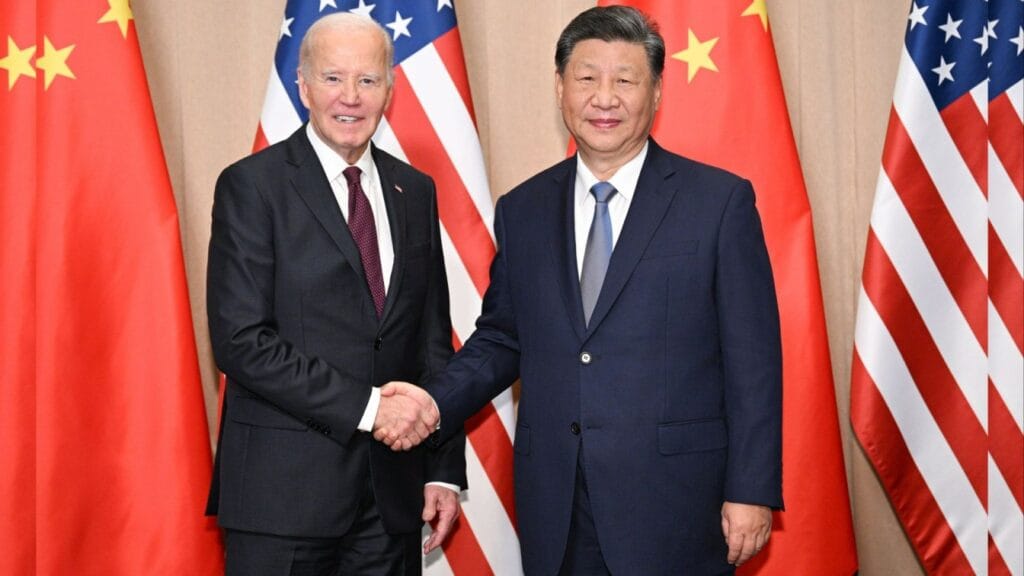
[256,26,521,576]
[852,44,1023,576]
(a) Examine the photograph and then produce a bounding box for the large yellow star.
[672,29,719,83]
[35,36,75,90]
[99,0,134,38]
[742,0,769,32]
[0,36,36,90]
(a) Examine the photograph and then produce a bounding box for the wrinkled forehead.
[565,40,653,76]
[308,30,388,70]
[301,16,392,71]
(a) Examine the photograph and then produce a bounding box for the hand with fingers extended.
[372,381,439,451]
[421,484,460,554]
[721,501,773,566]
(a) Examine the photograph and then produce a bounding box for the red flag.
[0,2,224,574]
[597,1,859,573]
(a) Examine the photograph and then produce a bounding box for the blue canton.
[905,0,1023,108]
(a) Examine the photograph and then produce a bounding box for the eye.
[322,74,341,85]
[358,76,379,87]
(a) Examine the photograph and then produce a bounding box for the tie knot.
[342,166,362,186]
[590,181,617,204]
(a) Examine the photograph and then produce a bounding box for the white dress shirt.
[574,142,649,278]
[306,124,395,290]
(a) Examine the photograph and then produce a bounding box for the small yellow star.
[672,29,719,83]
[0,36,36,90]
[35,36,76,90]
[99,0,134,38]
[742,0,769,32]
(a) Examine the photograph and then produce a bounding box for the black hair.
[555,6,665,81]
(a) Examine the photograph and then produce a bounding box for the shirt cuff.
[357,387,382,432]
[431,396,441,432]
[425,481,462,493]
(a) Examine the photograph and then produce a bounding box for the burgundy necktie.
[343,166,385,318]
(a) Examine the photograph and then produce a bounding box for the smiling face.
[556,39,662,178]
[297,23,393,164]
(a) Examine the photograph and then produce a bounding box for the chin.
[329,134,368,149]
[581,140,626,154]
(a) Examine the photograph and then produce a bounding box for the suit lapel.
[374,146,406,325]
[585,141,680,336]
[286,128,368,289]
[545,159,588,342]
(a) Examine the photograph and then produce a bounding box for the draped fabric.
[0,1,224,574]
[852,1,1023,573]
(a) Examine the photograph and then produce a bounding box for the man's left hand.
[422,485,460,554]
[721,501,772,566]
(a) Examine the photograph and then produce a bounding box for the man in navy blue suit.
[381,6,783,575]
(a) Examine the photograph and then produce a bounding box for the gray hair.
[555,6,665,82]
[298,12,395,86]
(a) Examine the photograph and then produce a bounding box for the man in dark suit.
[205,13,465,576]
[382,6,782,575]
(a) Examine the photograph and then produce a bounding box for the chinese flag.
[598,1,860,574]
[0,1,224,575]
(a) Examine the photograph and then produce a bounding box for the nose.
[591,78,620,109]
[337,78,360,106]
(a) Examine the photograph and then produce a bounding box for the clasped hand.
[372,381,439,451]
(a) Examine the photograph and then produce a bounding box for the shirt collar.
[574,141,649,206]
[305,123,375,183]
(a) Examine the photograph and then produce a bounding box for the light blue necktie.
[580,181,617,326]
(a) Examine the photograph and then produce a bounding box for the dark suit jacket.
[428,140,782,575]
[205,126,466,538]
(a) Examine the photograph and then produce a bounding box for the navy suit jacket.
[205,126,466,537]
[428,140,782,575]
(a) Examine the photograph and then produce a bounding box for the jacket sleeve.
[716,180,784,509]
[428,195,523,444]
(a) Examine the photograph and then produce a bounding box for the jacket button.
[570,422,581,435]
[580,352,592,364]
[374,337,383,351]
[322,426,331,436]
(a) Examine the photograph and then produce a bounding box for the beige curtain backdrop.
[134,1,920,574]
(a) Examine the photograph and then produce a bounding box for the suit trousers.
[225,478,420,576]
[558,443,611,576]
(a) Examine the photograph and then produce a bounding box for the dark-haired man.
[384,5,782,575]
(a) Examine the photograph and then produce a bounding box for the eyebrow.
[316,69,382,77]
[572,60,640,74]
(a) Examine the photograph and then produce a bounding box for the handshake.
[371,381,440,451]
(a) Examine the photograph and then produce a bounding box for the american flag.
[254,1,521,574]
[851,0,1023,574]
